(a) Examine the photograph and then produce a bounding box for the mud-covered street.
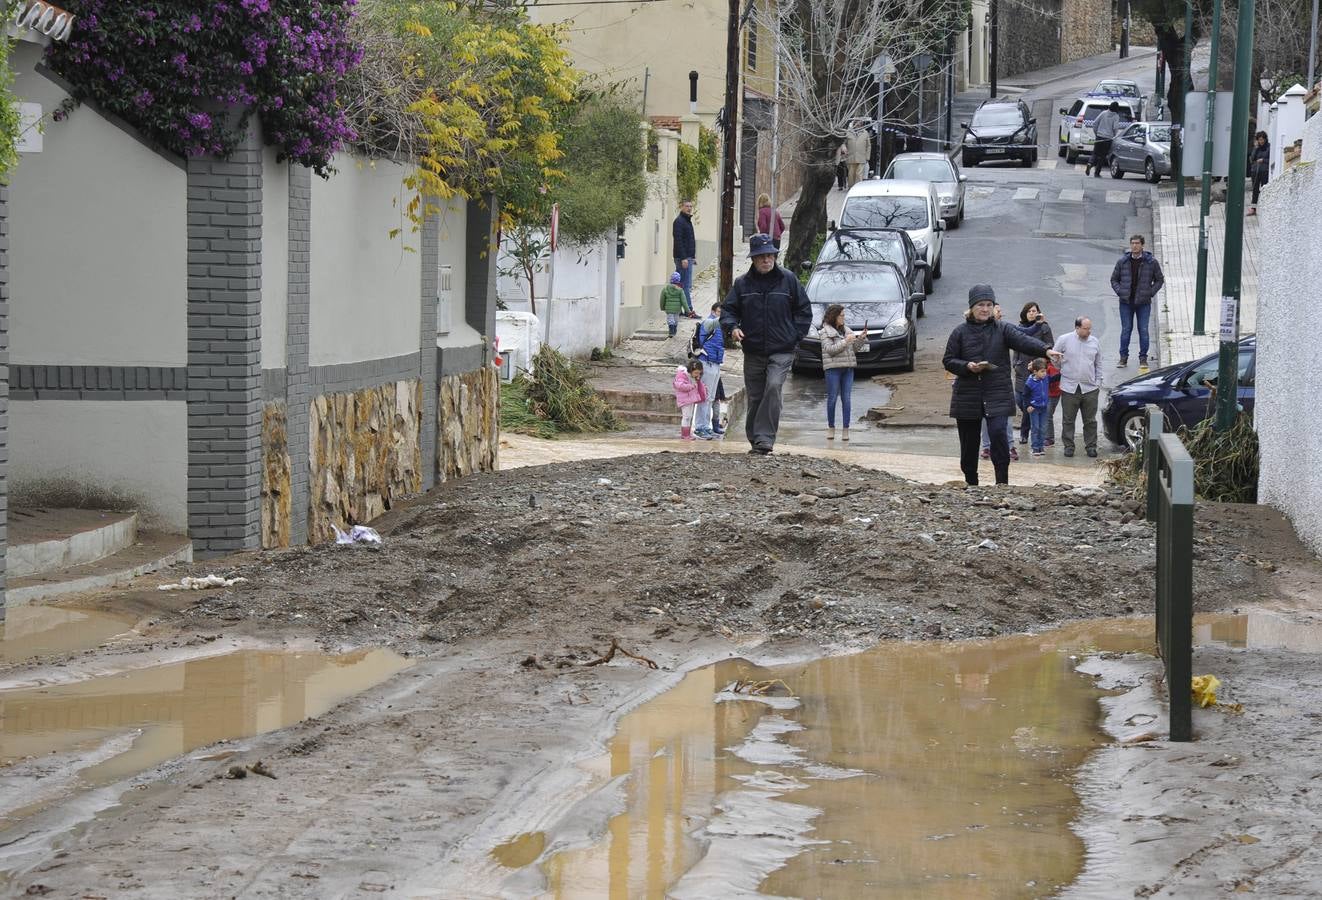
[4,451,1322,896]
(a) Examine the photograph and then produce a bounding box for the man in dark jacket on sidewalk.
[944,284,1060,485]
[672,199,698,317]
[720,233,813,454]
[1108,234,1165,371]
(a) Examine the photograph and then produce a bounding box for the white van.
[837,180,944,293]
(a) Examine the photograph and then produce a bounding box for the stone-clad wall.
[307,380,423,544]
[1063,0,1112,63]
[1256,113,1322,555]
[261,402,292,549]
[437,367,499,483]
[996,0,1063,78]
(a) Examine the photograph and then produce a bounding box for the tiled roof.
[649,115,683,131]
[10,1,75,43]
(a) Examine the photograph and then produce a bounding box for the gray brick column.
[187,125,263,555]
[419,210,438,491]
[464,196,497,344]
[286,167,311,545]
[0,186,9,613]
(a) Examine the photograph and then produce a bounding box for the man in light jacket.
[846,121,871,187]
[1052,317,1104,458]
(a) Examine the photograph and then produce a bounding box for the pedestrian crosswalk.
[992,186,1145,203]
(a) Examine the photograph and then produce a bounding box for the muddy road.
[2,452,1320,897]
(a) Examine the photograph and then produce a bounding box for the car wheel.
[1119,409,1146,451]
[958,204,965,223]
[917,300,926,319]
[946,214,960,231]
[1058,141,1067,158]
[961,150,977,168]
[900,336,916,372]
[1066,147,1078,164]
[1145,158,1160,184]
[923,265,934,294]
[1110,156,1124,179]
[933,253,943,279]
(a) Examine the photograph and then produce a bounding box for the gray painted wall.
[1256,113,1322,556]
[9,44,187,368]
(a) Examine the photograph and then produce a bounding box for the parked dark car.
[961,99,1037,168]
[795,261,920,373]
[1103,336,1255,450]
[807,228,928,316]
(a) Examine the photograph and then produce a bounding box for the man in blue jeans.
[1109,234,1165,372]
[672,199,698,317]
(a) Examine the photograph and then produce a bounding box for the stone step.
[616,408,683,424]
[7,532,194,607]
[7,509,139,579]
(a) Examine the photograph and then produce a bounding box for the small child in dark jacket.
[1025,358,1051,456]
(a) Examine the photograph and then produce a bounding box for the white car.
[1057,96,1137,164]
[837,179,945,293]
[882,152,967,229]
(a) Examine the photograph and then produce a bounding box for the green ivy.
[0,1,24,181]
[676,124,718,203]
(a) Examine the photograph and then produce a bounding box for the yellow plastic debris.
[1192,674,1221,708]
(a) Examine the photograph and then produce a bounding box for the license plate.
[985,147,1005,154]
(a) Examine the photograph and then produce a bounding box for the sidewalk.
[1153,188,1261,365]
[1000,47,1157,91]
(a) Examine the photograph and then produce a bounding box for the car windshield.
[887,159,955,182]
[972,107,1022,127]
[807,267,906,304]
[819,234,906,266]
[840,196,929,230]
[811,301,902,329]
[1148,126,1172,142]
[1097,82,1139,97]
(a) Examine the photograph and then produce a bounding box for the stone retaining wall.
[437,367,500,483]
[261,402,292,549]
[1064,0,1113,63]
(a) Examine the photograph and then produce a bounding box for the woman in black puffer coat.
[944,285,1057,485]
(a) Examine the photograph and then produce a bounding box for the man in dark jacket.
[1108,234,1165,371]
[720,233,813,454]
[944,284,1060,485]
[672,199,698,317]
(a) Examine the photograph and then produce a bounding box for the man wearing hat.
[720,233,813,454]
[943,284,1062,485]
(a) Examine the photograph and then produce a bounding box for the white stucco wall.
[435,199,467,338]
[1256,111,1322,555]
[7,44,187,366]
[309,158,421,366]
[9,402,189,532]
[261,148,290,369]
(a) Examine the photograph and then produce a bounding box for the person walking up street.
[672,199,699,317]
[1086,101,1122,177]
[692,301,725,439]
[1248,131,1270,216]
[1109,234,1165,371]
[658,272,686,337]
[720,233,813,455]
[944,284,1060,486]
[846,121,871,187]
[835,141,849,191]
[756,194,786,250]
[1052,317,1103,458]
[817,303,868,442]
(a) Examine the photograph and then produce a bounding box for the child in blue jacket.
[1025,357,1051,456]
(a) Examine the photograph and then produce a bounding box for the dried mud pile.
[178,452,1269,655]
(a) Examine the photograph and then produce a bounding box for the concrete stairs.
[6,509,193,606]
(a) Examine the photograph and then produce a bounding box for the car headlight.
[964,132,975,143]
[882,319,908,338]
[912,237,927,252]
[939,194,955,206]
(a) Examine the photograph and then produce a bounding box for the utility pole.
[718,0,740,298]
[1120,0,1130,58]
[989,0,998,98]
[1215,0,1257,430]
[1175,0,1195,207]
[1308,0,1319,101]
[1193,0,1225,336]
[945,30,956,147]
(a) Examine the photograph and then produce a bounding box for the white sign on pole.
[1219,294,1238,342]
[1181,92,1235,178]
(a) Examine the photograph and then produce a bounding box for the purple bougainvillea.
[46,0,361,175]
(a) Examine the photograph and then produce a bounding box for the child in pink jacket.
[673,359,708,441]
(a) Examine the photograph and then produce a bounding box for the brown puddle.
[1,605,136,664]
[492,831,548,869]
[0,647,412,830]
[538,618,1176,898]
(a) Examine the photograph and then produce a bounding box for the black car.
[1103,336,1256,450]
[961,99,1038,168]
[794,261,921,373]
[807,228,929,317]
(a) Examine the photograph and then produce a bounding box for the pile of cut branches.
[501,345,623,437]
[1106,412,1258,504]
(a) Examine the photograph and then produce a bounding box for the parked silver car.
[882,152,967,229]
[1107,122,1173,183]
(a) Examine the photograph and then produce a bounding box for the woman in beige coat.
[818,303,868,440]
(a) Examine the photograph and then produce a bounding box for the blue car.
[1103,336,1255,450]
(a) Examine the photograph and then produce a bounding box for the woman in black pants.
[1248,131,1270,216]
[944,285,1060,486]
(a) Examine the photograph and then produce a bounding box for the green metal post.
[1215,0,1256,430]
[1176,0,1194,207]
[1193,0,1225,336]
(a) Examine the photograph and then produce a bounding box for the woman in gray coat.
[818,303,868,441]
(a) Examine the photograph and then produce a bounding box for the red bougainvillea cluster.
[46,0,361,175]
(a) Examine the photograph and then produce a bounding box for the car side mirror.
[914,258,930,269]
[934,220,946,232]
[960,122,969,129]
[909,292,926,305]
[958,174,968,182]
[1059,107,1068,114]
[828,219,837,232]
[799,261,813,273]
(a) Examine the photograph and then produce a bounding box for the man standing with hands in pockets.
[1053,317,1103,457]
